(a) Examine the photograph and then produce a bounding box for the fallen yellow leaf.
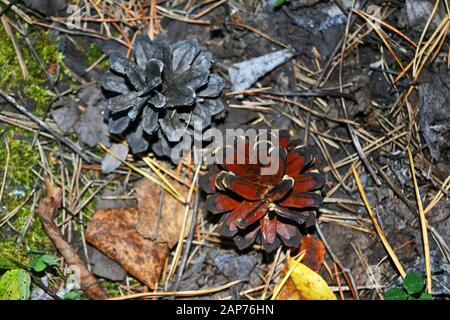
[274,255,337,300]
[287,257,337,300]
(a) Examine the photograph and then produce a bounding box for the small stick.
[226,22,289,48]
[108,280,241,300]
[264,90,356,102]
[0,90,96,163]
[337,3,381,186]
[37,178,106,300]
[333,262,345,300]
[316,224,359,299]
[193,0,227,20]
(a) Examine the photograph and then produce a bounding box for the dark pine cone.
[101,35,225,156]
[199,131,324,252]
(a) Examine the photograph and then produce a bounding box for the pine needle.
[99,143,185,203]
[271,251,306,300]
[407,148,432,293]
[352,164,406,278]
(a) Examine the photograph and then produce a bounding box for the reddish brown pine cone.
[199,131,324,252]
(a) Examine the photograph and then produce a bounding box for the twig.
[338,2,381,186]
[0,90,97,163]
[262,90,356,101]
[226,22,289,48]
[0,0,17,17]
[192,0,227,20]
[31,276,62,300]
[37,178,106,300]
[108,280,241,300]
[315,223,359,299]
[265,95,358,126]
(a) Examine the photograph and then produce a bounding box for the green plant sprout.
[0,253,57,300]
[384,272,432,300]
[274,0,290,9]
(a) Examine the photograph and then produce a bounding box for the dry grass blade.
[413,0,441,75]
[0,188,36,228]
[108,280,241,300]
[268,95,358,126]
[142,156,183,199]
[165,163,201,287]
[407,148,432,293]
[261,246,283,300]
[0,139,10,205]
[351,242,383,299]
[143,156,191,188]
[226,22,289,48]
[99,143,185,203]
[354,10,406,73]
[148,0,160,39]
[192,0,227,20]
[395,16,450,83]
[157,6,210,25]
[271,251,306,300]
[353,9,417,48]
[424,175,450,215]
[1,15,28,78]
[351,164,406,278]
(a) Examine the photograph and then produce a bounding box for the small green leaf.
[0,269,31,300]
[28,254,57,272]
[417,292,433,300]
[274,0,289,8]
[384,287,408,300]
[41,255,57,266]
[64,291,81,300]
[403,272,425,295]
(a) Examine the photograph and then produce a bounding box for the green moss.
[0,26,63,111]
[0,23,59,258]
[0,129,52,264]
[84,42,107,70]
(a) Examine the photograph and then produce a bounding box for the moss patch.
[84,42,108,71]
[0,23,66,262]
[0,129,52,264]
[0,25,63,112]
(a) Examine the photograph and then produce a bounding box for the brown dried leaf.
[86,207,169,288]
[135,178,187,248]
[298,235,326,273]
